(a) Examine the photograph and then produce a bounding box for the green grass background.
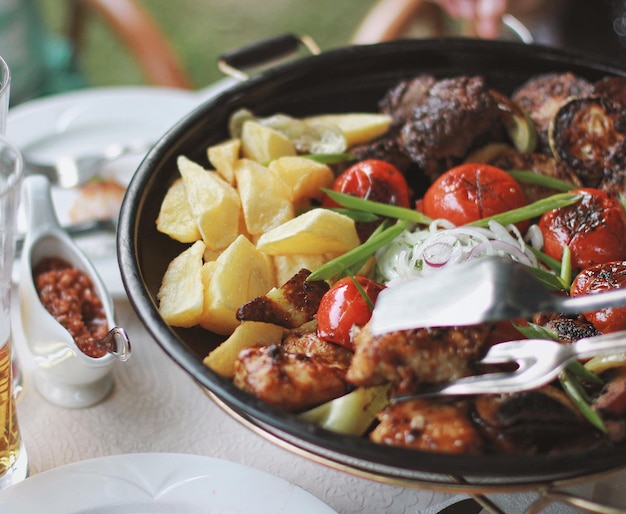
[39,0,372,91]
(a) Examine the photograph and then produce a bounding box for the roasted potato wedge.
[272,253,337,286]
[268,156,334,207]
[241,120,296,163]
[204,321,284,378]
[178,155,241,250]
[156,178,201,243]
[199,234,275,335]
[235,158,294,236]
[157,240,206,327]
[207,138,241,185]
[256,208,360,255]
[237,268,330,329]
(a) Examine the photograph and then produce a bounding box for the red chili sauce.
[33,257,109,358]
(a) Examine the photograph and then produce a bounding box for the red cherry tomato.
[323,159,410,241]
[421,163,529,231]
[570,261,626,333]
[538,188,626,273]
[316,276,386,349]
[323,159,410,208]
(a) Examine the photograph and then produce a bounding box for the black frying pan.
[117,38,626,488]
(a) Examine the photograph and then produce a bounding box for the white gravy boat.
[18,175,130,408]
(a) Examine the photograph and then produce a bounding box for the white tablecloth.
[10,295,626,513]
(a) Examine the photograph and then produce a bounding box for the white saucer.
[7,86,207,297]
[0,453,337,513]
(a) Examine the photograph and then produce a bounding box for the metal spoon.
[22,141,152,188]
[370,256,626,334]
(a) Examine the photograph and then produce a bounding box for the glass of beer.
[0,135,27,488]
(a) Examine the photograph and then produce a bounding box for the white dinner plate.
[7,86,210,297]
[0,453,337,513]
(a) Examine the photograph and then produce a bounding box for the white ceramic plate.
[7,86,208,297]
[0,453,337,513]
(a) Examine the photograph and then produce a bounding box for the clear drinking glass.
[0,135,27,488]
[0,55,9,135]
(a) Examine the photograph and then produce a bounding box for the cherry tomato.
[316,276,386,349]
[538,188,626,273]
[323,159,411,241]
[421,163,529,231]
[570,261,626,333]
[323,159,410,208]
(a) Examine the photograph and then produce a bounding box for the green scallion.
[321,189,432,225]
[468,193,582,228]
[507,170,575,192]
[307,220,408,282]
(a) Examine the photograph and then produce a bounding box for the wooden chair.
[67,0,193,90]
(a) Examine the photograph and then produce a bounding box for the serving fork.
[22,141,152,189]
[391,330,626,401]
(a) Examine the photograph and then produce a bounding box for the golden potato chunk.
[207,138,241,185]
[235,158,294,236]
[304,113,392,147]
[268,156,334,208]
[178,155,241,250]
[156,178,201,243]
[241,120,296,163]
[157,240,206,327]
[256,208,360,255]
[273,254,337,286]
[203,321,284,378]
[199,234,275,335]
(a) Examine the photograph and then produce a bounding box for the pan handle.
[218,34,321,81]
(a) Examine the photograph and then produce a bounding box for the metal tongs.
[370,256,626,334]
[391,331,626,401]
[368,256,626,399]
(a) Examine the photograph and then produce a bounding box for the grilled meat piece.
[379,74,437,122]
[396,76,501,179]
[512,72,594,154]
[599,167,626,196]
[346,322,492,394]
[473,386,599,453]
[370,398,484,454]
[237,269,329,329]
[593,76,626,108]
[233,342,351,412]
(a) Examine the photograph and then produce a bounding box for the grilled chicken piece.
[233,339,351,413]
[237,269,329,329]
[549,96,626,186]
[512,72,593,154]
[370,398,484,454]
[346,322,492,394]
[468,143,583,203]
[282,328,353,367]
